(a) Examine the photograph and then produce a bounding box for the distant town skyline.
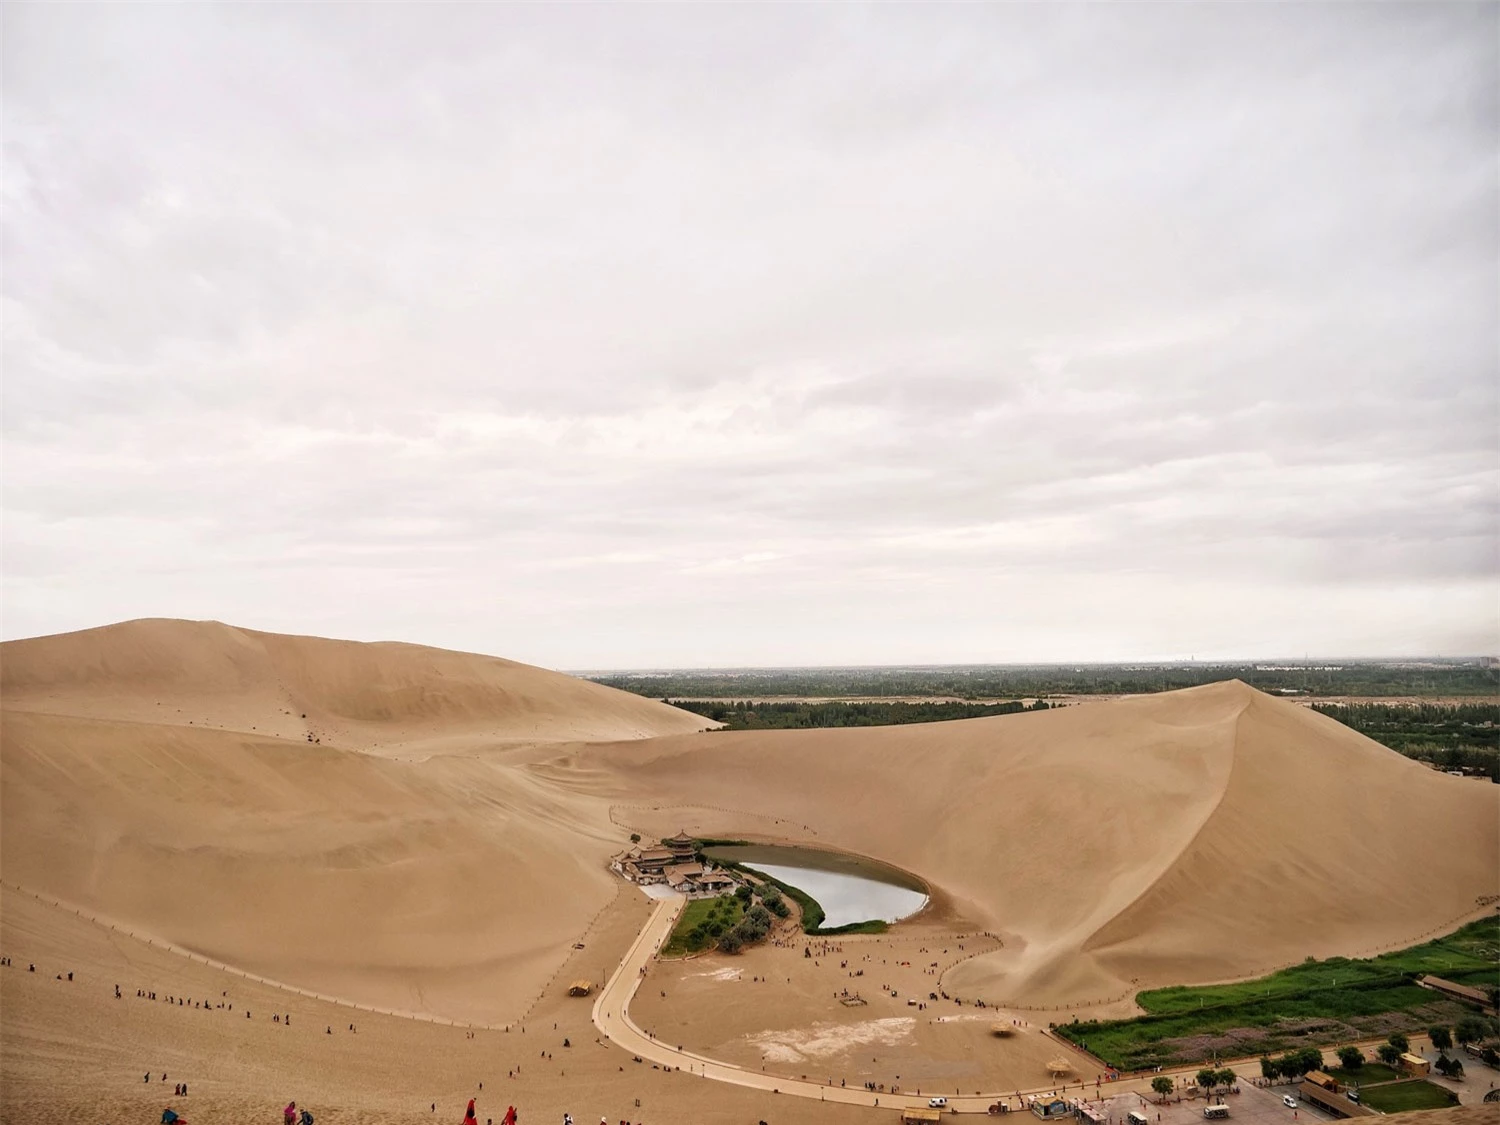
[4,5,1495,668]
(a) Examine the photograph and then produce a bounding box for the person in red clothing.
[502,1108,517,1125]
[463,1100,478,1124]
[284,1101,297,1125]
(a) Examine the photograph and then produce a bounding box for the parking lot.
[1078,1082,1338,1125]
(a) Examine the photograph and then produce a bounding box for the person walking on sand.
[285,1101,297,1125]
[463,1099,478,1124]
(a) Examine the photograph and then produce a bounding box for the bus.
[1128,1112,1151,1125]
[1203,1106,1230,1119]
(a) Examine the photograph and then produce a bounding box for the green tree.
[629,833,641,843]
[1388,1031,1410,1054]
[1435,1055,1464,1079]
[1298,1047,1324,1076]
[718,930,743,955]
[1259,1057,1279,1082]
[1430,1025,1452,1052]
[1455,1016,1488,1047]
[1196,1068,1219,1094]
[1277,1052,1302,1081]
[1482,1046,1499,1067]
[1216,1068,1237,1091]
[1336,1046,1364,1071]
[1150,1076,1174,1099]
[1376,1044,1401,1067]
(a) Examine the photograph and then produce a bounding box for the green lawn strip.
[662,896,744,957]
[817,919,889,936]
[1356,1080,1460,1113]
[1325,1064,1401,1085]
[1058,985,1477,1070]
[1061,914,1499,1069]
[1136,916,1498,1016]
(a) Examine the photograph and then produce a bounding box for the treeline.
[1314,702,1498,781]
[666,698,1051,729]
[593,662,1497,701]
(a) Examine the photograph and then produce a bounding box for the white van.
[1128,1111,1151,1125]
[1204,1106,1230,1119]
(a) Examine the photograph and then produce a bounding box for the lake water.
[702,844,928,929]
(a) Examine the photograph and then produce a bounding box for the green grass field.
[1136,917,1498,1014]
[661,895,744,957]
[1356,1080,1460,1113]
[1057,914,1499,1070]
[1325,1063,1400,1085]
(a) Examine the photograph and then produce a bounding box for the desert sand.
[2,619,1495,1122]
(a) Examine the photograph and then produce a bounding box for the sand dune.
[2,620,1494,1032]
[1,617,713,751]
[581,680,1498,1007]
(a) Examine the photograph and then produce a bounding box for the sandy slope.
[0,617,715,752]
[581,680,1498,1008]
[1,620,1495,1034]
[0,619,710,1024]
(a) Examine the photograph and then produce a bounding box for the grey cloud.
[2,3,1495,665]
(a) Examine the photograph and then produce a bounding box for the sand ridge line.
[608,801,823,839]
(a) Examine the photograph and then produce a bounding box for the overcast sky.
[4,5,1496,668]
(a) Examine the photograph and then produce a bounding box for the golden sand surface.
[2,619,1495,1122]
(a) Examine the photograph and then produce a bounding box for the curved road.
[592,892,1038,1116]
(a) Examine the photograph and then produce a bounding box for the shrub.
[1337,1046,1364,1070]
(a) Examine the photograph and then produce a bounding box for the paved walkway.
[592,892,1071,1115]
[591,891,1461,1117]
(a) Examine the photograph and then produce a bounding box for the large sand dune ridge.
[582,681,1498,1006]
[1,619,1494,1026]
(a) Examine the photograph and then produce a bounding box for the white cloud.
[2,4,1495,665]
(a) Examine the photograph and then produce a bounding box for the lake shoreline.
[703,844,930,933]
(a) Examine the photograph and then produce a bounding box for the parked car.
[929,1097,949,1108]
[1347,1091,1360,1104]
[1282,1096,1298,1109]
